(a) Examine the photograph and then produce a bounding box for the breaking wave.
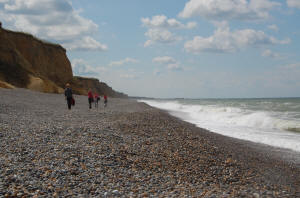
[139,99,300,152]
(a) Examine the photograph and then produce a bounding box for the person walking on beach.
[64,83,73,110]
[104,94,108,107]
[88,89,94,109]
[94,93,100,108]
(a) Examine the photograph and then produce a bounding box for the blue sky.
[1,0,300,98]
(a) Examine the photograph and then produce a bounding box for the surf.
[139,98,300,152]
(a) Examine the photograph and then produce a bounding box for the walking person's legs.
[89,98,92,109]
[67,98,72,110]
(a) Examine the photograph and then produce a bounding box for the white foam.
[139,99,300,152]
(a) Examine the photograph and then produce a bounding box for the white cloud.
[179,0,280,21]
[144,28,182,47]
[268,24,279,32]
[120,74,137,79]
[184,23,290,54]
[141,15,197,29]
[287,0,300,8]
[63,37,107,51]
[153,56,183,71]
[167,63,183,71]
[109,57,139,66]
[0,0,107,51]
[4,0,72,14]
[262,49,281,58]
[153,56,177,64]
[72,59,106,76]
[141,15,194,47]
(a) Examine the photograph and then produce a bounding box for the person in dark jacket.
[88,89,94,109]
[64,83,73,110]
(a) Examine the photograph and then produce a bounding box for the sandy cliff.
[72,76,128,98]
[0,26,73,93]
[0,25,127,97]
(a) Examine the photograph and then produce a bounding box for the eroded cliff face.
[0,26,128,97]
[72,76,128,98]
[0,26,72,93]
[3,30,73,86]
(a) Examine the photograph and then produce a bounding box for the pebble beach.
[0,88,300,197]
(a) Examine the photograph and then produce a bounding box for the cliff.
[0,25,127,97]
[72,76,128,98]
[0,27,73,93]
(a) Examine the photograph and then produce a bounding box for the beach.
[0,88,299,197]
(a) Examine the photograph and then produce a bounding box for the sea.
[138,98,300,153]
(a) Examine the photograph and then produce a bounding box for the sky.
[1,0,300,98]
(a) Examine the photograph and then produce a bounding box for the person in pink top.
[88,89,93,109]
[94,93,100,108]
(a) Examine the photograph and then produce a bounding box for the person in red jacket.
[88,89,93,109]
[94,93,100,108]
[104,94,108,107]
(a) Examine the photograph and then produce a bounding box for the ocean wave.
[139,99,300,152]
[139,99,300,133]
